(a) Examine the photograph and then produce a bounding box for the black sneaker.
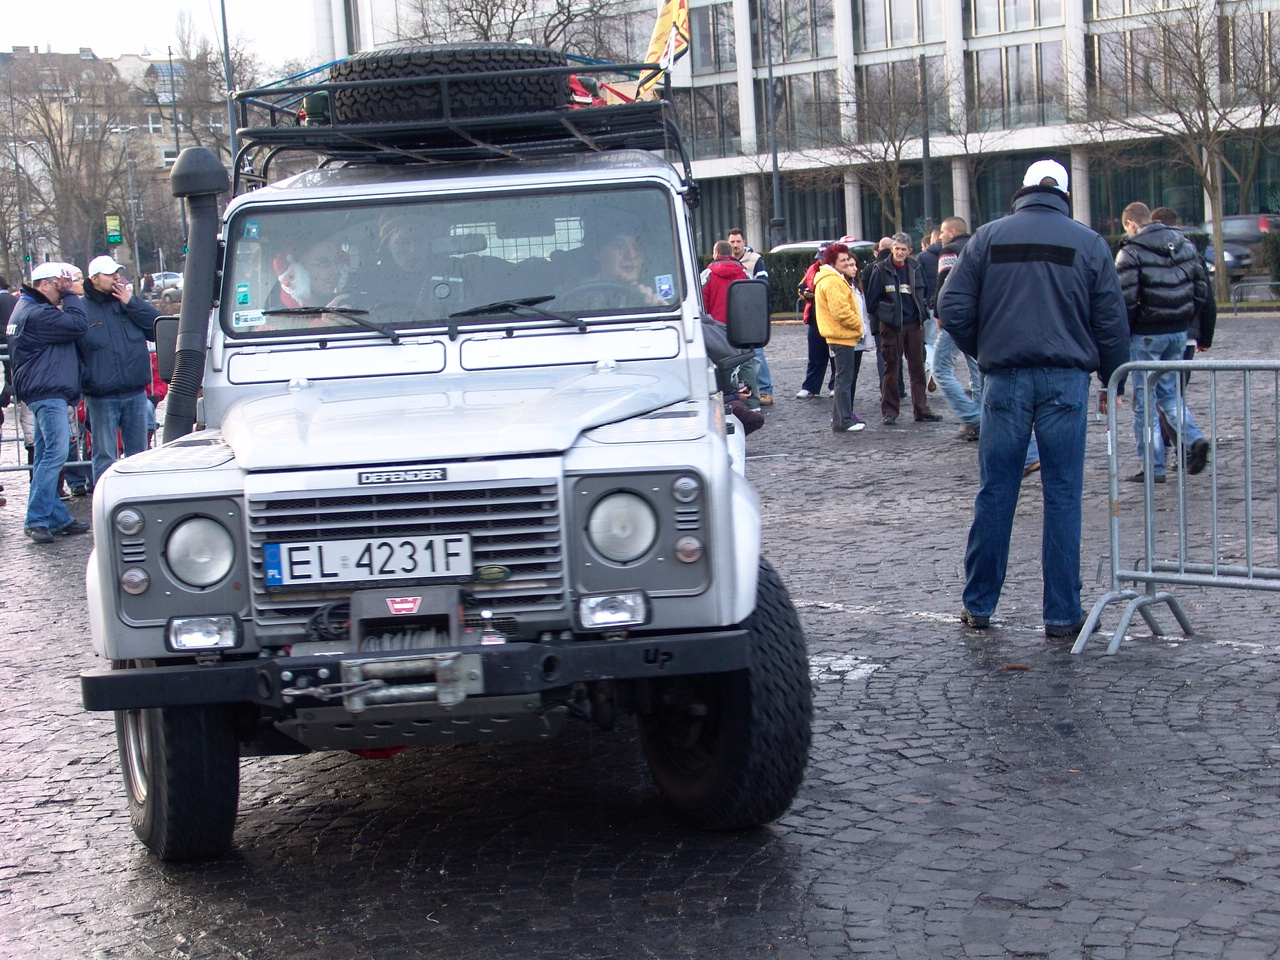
[961,609,990,629]
[70,484,90,497]
[1126,471,1166,484]
[916,412,943,422]
[1045,618,1087,639]
[25,527,55,544]
[57,520,91,536]
[1187,438,1211,475]
[883,416,897,425]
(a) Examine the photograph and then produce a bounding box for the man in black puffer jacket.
[1115,201,1212,483]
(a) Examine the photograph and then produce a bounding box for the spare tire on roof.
[328,42,571,124]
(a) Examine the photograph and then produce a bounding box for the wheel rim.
[120,709,151,806]
[650,677,722,773]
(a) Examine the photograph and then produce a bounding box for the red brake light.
[1261,215,1271,232]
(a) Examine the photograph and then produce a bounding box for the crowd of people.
[707,159,1216,639]
[1,256,163,544]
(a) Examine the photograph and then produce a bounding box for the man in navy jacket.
[7,262,91,542]
[940,160,1129,638]
[78,255,161,483]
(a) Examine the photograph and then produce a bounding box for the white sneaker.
[837,422,865,432]
[795,389,815,399]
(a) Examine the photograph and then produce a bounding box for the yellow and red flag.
[638,0,691,96]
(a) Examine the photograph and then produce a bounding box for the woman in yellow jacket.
[813,242,866,432]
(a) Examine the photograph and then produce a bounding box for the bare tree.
[2,52,136,271]
[393,0,644,61]
[795,62,937,235]
[1084,0,1274,299]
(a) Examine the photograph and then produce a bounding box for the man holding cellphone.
[79,255,161,484]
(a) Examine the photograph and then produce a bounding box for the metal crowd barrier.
[1075,358,1280,654]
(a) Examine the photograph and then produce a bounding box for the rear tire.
[638,559,812,829]
[328,42,570,124]
[116,703,240,860]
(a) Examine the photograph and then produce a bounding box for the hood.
[707,258,747,280]
[220,366,691,470]
[1127,222,1185,258]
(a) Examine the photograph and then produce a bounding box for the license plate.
[263,534,472,587]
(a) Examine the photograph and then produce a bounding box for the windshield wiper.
[261,307,401,342]
[448,295,584,329]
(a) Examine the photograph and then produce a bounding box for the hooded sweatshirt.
[702,256,748,323]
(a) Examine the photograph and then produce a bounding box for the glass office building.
[671,0,1280,247]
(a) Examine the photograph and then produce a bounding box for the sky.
[14,0,321,72]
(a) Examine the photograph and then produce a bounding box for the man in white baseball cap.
[1021,158,1069,193]
[79,253,161,484]
[939,158,1128,639]
[8,262,91,542]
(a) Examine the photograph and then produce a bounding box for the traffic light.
[105,214,123,246]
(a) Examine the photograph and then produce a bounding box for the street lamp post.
[167,46,189,250]
[110,125,143,276]
[760,0,785,250]
[6,75,35,273]
[919,54,933,233]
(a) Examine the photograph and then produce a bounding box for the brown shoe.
[1022,461,1041,477]
[759,393,773,407]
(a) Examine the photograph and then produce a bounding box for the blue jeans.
[1130,333,1205,476]
[86,391,151,483]
[800,321,833,394]
[932,324,982,424]
[26,398,77,534]
[754,347,773,394]
[963,367,1090,627]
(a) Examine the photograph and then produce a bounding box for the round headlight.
[114,508,145,536]
[166,517,235,587]
[587,492,657,563]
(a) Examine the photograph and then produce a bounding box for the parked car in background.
[770,239,877,261]
[1197,214,1280,262]
[150,271,182,291]
[1171,225,1254,281]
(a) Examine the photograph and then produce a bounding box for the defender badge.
[474,565,511,583]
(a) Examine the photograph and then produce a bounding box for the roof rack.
[230,60,693,197]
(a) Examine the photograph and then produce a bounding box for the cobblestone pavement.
[2,315,1280,960]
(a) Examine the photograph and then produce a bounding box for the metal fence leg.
[1073,589,1195,655]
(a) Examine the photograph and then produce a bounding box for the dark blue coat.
[7,287,88,404]
[938,188,1129,384]
[78,286,160,398]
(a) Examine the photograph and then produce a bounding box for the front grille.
[246,480,564,642]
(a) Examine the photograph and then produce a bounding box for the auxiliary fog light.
[673,536,703,563]
[579,592,649,630]
[168,615,239,651]
[120,567,150,595]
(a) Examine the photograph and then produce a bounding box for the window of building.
[858,0,947,49]
[162,147,179,169]
[966,41,1063,130]
[1088,0,1180,19]
[752,0,836,64]
[967,0,1064,35]
[691,2,736,75]
[146,112,165,134]
[755,69,840,149]
[672,83,742,159]
[73,113,97,139]
[854,57,947,141]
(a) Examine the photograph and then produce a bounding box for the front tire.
[116,703,240,860]
[638,560,812,829]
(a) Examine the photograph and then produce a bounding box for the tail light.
[1261,215,1272,233]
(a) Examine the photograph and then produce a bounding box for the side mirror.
[154,317,178,383]
[724,278,770,349]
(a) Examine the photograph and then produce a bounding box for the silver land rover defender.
[80,43,812,860]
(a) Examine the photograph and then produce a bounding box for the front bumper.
[81,629,750,713]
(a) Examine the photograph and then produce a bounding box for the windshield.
[221,185,684,338]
